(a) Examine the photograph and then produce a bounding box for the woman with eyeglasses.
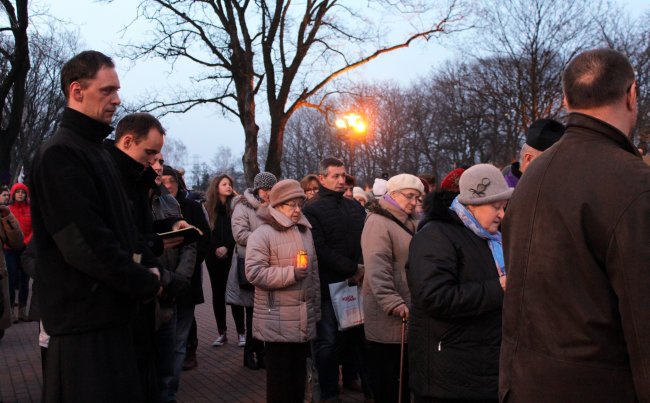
[407,164,512,403]
[245,179,320,403]
[299,174,320,200]
[361,173,423,403]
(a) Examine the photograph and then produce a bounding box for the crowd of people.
[0,46,648,403]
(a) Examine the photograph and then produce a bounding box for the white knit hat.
[458,164,513,205]
[386,174,425,194]
[372,178,388,197]
[352,187,368,202]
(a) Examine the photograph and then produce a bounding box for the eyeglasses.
[283,200,305,209]
[305,188,319,194]
[398,191,422,204]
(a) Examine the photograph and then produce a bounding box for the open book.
[157,226,203,247]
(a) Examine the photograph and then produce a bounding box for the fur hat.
[352,187,368,202]
[440,168,465,193]
[526,119,565,151]
[269,179,306,207]
[253,172,278,192]
[372,178,388,197]
[386,174,425,194]
[458,164,513,205]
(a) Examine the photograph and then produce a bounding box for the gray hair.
[318,157,344,176]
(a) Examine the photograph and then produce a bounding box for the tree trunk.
[0,0,29,185]
[241,122,259,186]
[265,114,288,179]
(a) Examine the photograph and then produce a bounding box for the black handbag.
[237,256,254,290]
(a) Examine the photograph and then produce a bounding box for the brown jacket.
[361,199,415,343]
[500,113,650,402]
[245,206,321,343]
[1,212,25,330]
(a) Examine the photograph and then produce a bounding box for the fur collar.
[258,205,311,233]
[368,198,416,232]
[233,188,261,211]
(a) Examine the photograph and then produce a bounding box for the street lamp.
[334,113,367,176]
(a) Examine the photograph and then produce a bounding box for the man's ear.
[120,134,134,149]
[626,81,637,111]
[318,174,326,184]
[70,82,83,103]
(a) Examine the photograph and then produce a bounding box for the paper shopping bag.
[328,281,364,330]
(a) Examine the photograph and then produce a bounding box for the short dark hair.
[563,48,635,109]
[318,157,344,176]
[345,174,355,187]
[60,50,115,98]
[115,113,166,143]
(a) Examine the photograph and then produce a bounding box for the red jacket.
[8,182,32,245]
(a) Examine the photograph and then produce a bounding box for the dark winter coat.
[407,191,504,400]
[103,140,174,263]
[29,107,160,336]
[500,112,650,403]
[205,200,236,270]
[176,190,210,307]
[303,184,366,300]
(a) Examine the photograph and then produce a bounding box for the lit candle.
[296,250,308,269]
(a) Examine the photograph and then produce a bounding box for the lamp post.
[335,113,367,177]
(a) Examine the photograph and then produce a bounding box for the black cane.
[398,317,407,403]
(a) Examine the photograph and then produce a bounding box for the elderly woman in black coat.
[407,164,512,403]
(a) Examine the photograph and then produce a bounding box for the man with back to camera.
[500,48,650,402]
[302,157,370,402]
[28,50,161,402]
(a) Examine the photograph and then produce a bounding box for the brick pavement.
[0,267,367,403]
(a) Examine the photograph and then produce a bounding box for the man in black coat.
[104,113,191,402]
[303,157,368,402]
[29,51,161,402]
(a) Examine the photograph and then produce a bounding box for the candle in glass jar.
[297,250,308,269]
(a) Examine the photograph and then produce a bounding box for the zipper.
[267,291,274,313]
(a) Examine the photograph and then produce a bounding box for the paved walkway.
[0,267,367,402]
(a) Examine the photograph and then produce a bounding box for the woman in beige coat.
[245,179,320,403]
[361,173,424,403]
[0,205,25,339]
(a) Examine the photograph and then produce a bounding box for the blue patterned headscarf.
[450,196,506,276]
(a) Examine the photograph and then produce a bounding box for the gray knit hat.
[253,172,278,192]
[458,164,513,205]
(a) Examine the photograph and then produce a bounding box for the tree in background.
[0,0,29,185]
[119,0,467,184]
[12,27,78,183]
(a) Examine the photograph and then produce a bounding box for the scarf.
[450,196,505,276]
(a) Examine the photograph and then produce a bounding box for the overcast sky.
[41,0,649,169]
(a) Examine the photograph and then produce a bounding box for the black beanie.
[526,119,565,151]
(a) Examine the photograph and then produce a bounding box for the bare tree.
[470,0,603,160]
[162,136,189,169]
[117,0,466,184]
[12,27,78,183]
[0,0,29,185]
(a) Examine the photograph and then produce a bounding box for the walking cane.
[398,317,407,403]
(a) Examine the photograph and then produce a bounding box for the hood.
[233,188,262,211]
[258,205,312,233]
[10,182,29,204]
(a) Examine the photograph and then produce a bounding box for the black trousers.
[367,341,411,403]
[265,342,310,403]
[206,255,244,334]
[244,306,264,355]
[44,325,142,403]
